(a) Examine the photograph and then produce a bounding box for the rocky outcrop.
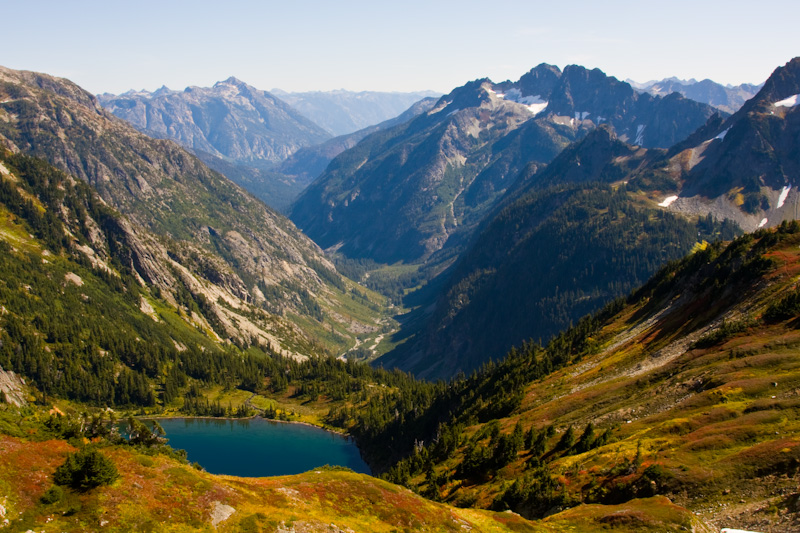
[0,366,26,407]
[659,58,800,231]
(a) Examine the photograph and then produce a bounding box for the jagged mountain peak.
[612,58,800,235]
[739,56,800,114]
[219,75,246,86]
[516,63,562,90]
[213,76,255,94]
[291,63,719,266]
[435,78,493,111]
[97,76,331,164]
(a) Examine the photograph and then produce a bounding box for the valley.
[0,49,799,533]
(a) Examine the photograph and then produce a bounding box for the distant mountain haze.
[98,82,438,210]
[271,89,441,136]
[629,76,763,114]
[98,77,331,163]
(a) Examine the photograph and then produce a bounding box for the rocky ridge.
[0,66,386,358]
[290,64,721,267]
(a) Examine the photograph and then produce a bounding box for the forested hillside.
[379,128,740,378]
[0,150,410,414]
[0,66,391,360]
[357,224,800,532]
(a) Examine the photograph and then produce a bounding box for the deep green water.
[137,417,370,477]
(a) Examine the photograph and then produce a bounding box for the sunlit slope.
[0,427,710,532]
[377,225,800,532]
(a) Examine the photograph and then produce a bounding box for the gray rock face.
[663,57,800,230]
[0,366,26,407]
[0,66,382,358]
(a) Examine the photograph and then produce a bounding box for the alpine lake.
[130,417,370,477]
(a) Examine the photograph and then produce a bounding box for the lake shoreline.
[128,416,372,477]
[135,414,352,438]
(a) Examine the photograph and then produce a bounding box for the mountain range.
[98,84,438,210]
[289,63,722,269]
[630,76,763,114]
[98,78,331,164]
[378,58,800,379]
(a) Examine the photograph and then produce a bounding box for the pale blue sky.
[3,0,797,94]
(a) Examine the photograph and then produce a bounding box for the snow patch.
[774,94,800,108]
[574,111,590,120]
[516,95,548,115]
[714,127,731,141]
[428,100,452,114]
[446,108,460,117]
[758,218,768,228]
[525,101,548,115]
[634,125,645,146]
[494,89,548,115]
[658,195,678,207]
[777,185,791,208]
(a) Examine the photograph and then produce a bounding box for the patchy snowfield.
[492,87,548,115]
[634,124,645,145]
[774,94,799,108]
[658,195,678,207]
[758,217,768,228]
[714,127,731,141]
[777,185,791,208]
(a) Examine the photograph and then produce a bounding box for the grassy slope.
[0,422,710,532]
[404,228,800,531]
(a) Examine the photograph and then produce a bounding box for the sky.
[3,0,798,95]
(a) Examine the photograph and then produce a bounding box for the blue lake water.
[135,417,370,477]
